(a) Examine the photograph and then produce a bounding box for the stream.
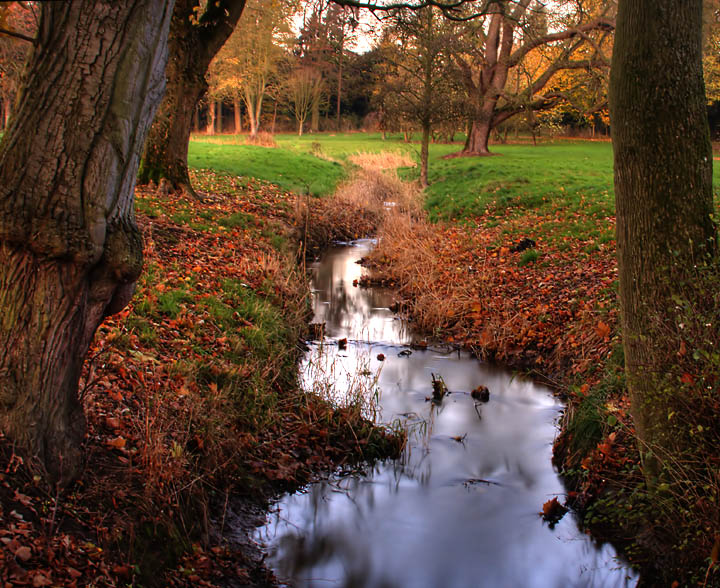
[254,239,638,588]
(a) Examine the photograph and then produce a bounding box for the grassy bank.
[0,168,403,587]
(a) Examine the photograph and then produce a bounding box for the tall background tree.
[285,65,325,135]
[208,0,294,139]
[0,0,173,483]
[452,0,614,155]
[380,6,461,184]
[138,0,246,195]
[324,3,360,130]
[611,0,715,478]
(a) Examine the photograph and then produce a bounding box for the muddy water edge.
[252,238,638,588]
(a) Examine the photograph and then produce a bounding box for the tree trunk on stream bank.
[138,0,246,196]
[611,0,716,481]
[0,0,173,484]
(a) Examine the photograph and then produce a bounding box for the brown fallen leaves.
[366,208,619,385]
[0,169,401,587]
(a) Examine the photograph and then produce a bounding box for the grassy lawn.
[189,133,720,237]
[417,141,616,220]
[189,132,418,196]
[188,139,345,196]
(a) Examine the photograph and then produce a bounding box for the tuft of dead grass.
[244,132,277,148]
[348,150,416,171]
[298,159,424,255]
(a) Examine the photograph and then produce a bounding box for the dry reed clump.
[244,132,278,148]
[299,164,423,254]
[367,213,479,334]
[189,133,244,145]
[348,150,416,171]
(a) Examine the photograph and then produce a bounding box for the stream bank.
[346,163,719,585]
[254,238,637,587]
[0,169,403,587]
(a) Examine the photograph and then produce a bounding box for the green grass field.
[189,133,720,226]
[416,141,616,221]
[189,132,418,196]
[188,140,344,196]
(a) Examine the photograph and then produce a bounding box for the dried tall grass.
[299,154,424,253]
[348,150,416,171]
[244,132,277,148]
[368,213,481,334]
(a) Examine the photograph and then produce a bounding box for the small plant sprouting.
[518,248,539,267]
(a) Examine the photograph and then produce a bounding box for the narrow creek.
[254,239,638,587]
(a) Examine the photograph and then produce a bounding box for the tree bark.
[0,0,173,483]
[464,117,492,155]
[463,119,473,151]
[610,0,715,479]
[1,96,9,129]
[233,98,242,134]
[420,121,430,187]
[336,43,344,131]
[271,99,277,134]
[244,89,259,138]
[206,100,216,135]
[311,98,320,133]
[138,0,246,192]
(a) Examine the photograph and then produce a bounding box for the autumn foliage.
[0,169,402,587]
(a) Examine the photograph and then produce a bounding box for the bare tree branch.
[0,27,34,43]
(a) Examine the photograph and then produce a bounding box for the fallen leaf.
[595,321,611,339]
[106,436,126,449]
[32,573,52,587]
[14,545,32,561]
[541,497,568,523]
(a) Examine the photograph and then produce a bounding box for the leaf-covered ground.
[0,169,402,587]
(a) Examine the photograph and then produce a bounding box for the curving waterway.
[254,239,638,588]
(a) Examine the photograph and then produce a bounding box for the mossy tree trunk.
[0,0,173,484]
[138,0,246,194]
[610,0,716,478]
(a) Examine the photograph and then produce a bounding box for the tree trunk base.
[156,177,207,203]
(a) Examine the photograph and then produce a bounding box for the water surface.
[255,240,637,588]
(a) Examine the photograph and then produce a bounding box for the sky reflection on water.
[255,241,638,588]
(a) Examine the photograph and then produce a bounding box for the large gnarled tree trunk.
[610,0,715,479]
[0,0,173,483]
[138,0,246,194]
[455,1,613,156]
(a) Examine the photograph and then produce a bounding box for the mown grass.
[417,142,616,221]
[189,132,422,196]
[188,140,345,196]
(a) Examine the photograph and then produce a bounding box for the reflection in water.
[255,240,638,588]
